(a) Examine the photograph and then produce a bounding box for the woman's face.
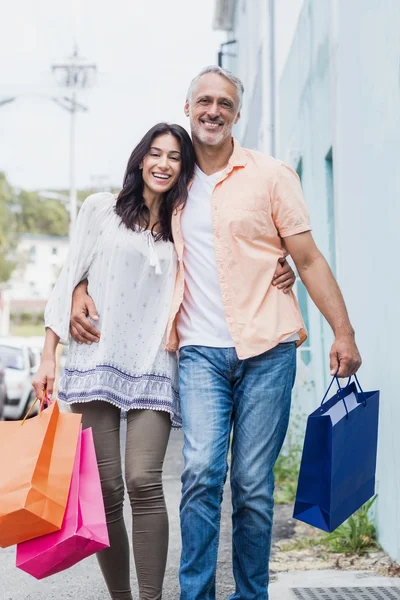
[141,133,182,197]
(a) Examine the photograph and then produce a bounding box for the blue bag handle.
[344,373,368,407]
[320,375,349,418]
[321,373,367,418]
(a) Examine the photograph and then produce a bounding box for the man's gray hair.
[186,65,244,110]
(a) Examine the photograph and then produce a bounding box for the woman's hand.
[32,356,56,400]
[272,257,296,293]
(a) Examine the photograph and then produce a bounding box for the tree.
[0,173,71,283]
[0,172,19,282]
[16,191,69,237]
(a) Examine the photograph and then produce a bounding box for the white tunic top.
[45,192,180,426]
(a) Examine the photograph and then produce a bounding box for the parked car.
[0,359,7,419]
[0,337,42,420]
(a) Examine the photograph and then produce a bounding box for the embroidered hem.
[59,364,181,428]
[60,395,182,428]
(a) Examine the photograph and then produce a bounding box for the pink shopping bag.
[16,427,109,579]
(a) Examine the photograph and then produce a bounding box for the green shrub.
[325,496,378,554]
[274,429,302,504]
[10,310,44,327]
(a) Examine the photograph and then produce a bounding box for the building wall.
[9,234,69,307]
[280,0,334,407]
[215,0,400,560]
[279,0,400,559]
[0,287,10,335]
[331,0,400,559]
[218,0,273,152]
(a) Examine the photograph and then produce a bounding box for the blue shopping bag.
[293,374,379,533]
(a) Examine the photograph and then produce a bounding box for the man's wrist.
[333,325,355,340]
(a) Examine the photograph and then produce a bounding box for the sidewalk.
[164,432,400,600]
[0,428,398,599]
[269,570,399,600]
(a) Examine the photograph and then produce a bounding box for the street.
[0,425,294,599]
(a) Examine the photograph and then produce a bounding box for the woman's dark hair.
[115,122,195,241]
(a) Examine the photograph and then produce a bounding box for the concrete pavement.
[269,570,399,600]
[1,428,229,599]
[1,427,398,599]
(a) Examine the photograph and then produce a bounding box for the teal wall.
[279,0,400,559]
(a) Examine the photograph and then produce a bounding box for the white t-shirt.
[176,166,300,349]
[177,166,235,348]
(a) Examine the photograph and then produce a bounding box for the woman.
[32,122,196,600]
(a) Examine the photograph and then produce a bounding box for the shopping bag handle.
[21,390,50,425]
[321,373,367,417]
[320,375,349,418]
[343,373,367,407]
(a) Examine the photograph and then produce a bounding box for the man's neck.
[193,136,234,176]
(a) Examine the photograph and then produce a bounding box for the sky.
[0,0,303,191]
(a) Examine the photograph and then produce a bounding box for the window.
[29,246,36,263]
[0,346,24,370]
[296,281,311,365]
[28,348,36,369]
[325,148,336,275]
[296,158,303,182]
[295,158,311,366]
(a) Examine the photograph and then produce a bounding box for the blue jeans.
[178,343,297,600]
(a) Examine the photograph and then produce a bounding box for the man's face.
[185,73,241,147]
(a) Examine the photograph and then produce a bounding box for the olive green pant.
[71,402,171,600]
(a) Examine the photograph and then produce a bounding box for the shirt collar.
[227,138,247,169]
[186,137,247,192]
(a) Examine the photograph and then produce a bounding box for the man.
[70,67,361,599]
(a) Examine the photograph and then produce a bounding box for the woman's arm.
[32,328,60,400]
[44,194,104,345]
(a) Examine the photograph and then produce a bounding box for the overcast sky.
[0,0,302,191]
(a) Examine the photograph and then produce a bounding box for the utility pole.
[52,46,96,235]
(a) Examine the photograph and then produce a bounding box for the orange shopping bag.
[0,397,81,548]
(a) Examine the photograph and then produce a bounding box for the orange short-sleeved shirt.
[165,139,311,360]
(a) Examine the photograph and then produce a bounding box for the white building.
[213,0,275,153]
[8,234,69,312]
[214,0,400,561]
[0,285,11,335]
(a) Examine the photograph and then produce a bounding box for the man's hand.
[330,335,362,378]
[272,257,296,293]
[70,280,100,344]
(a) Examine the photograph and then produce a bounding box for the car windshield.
[0,346,25,370]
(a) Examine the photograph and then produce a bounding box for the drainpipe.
[217,39,237,68]
[261,0,276,155]
[269,0,276,156]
